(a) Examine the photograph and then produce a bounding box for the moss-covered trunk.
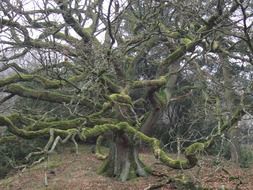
[98,132,149,181]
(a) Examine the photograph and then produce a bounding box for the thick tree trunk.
[98,132,149,181]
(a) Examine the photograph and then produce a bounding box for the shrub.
[0,138,46,179]
[239,147,253,168]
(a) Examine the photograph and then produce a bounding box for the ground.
[0,144,252,190]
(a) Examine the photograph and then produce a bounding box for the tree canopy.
[0,0,253,182]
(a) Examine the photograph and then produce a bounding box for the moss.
[0,74,33,87]
[161,38,201,67]
[126,164,138,180]
[0,117,198,169]
[109,93,132,105]
[5,84,100,109]
[31,159,61,171]
[158,23,181,38]
[0,136,17,144]
[25,118,87,131]
[158,150,190,169]
[131,76,167,89]
[95,136,107,160]
[89,102,113,118]
[156,90,167,106]
[0,115,74,139]
[83,27,92,36]
[101,75,121,93]
[1,110,243,171]
[102,102,112,110]
[185,143,205,156]
[173,175,196,190]
[181,37,192,46]
[97,159,110,174]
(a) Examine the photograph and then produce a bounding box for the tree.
[0,0,252,181]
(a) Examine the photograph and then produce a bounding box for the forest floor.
[0,144,252,190]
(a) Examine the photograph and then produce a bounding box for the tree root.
[95,135,107,160]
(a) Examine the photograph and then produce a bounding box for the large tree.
[0,0,252,181]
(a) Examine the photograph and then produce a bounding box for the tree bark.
[98,132,149,181]
[221,53,240,164]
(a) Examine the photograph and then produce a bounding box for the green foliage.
[239,147,253,168]
[209,140,253,168]
[208,139,231,159]
[0,139,46,179]
[156,89,167,105]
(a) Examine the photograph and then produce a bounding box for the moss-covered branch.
[161,39,201,69]
[131,76,167,89]
[0,63,28,73]
[0,106,244,169]
[0,115,85,140]
[55,0,91,43]
[6,113,119,130]
[0,74,61,89]
[0,72,90,90]
[159,1,241,71]
[0,135,18,144]
[79,122,198,169]
[24,118,87,131]
[1,115,193,168]
[4,84,100,110]
[100,75,121,93]
[24,39,78,57]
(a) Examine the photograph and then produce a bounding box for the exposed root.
[95,135,107,160]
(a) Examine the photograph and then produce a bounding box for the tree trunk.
[220,53,240,164]
[228,127,240,164]
[98,132,149,181]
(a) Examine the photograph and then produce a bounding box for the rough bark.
[98,133,149,181]
[221,53,240,164]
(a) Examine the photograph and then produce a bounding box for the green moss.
[83,27,92,36]
[155,90,166,106]
[97,159,111,175]
[109,93,132,105]
[3,112,241,171]
[31,159,61,171]
[158,23,181,38]
[101,75,121,93]
[25,118,87,131]
[127,165,138,180]
[0,136,17,144]
[158,150,190,169]
[174,175,196,190]
[181,37,192,46]
[161,38,201,67]
[5,84,100,109]
[185,143,205,156]
[95,136,107,160]
[131,76,166,89]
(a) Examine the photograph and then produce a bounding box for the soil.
[0,145,252,190]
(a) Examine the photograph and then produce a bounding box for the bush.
[0,138,46,179]
[206,138,231,159]
[239,147,253,168]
